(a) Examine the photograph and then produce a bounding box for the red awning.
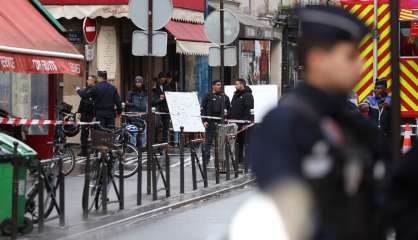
[0,0,83,76]
[165,21,208,42]
[40,0,205,11]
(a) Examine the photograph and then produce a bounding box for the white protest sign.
[225,85,278,123]
[165,92,205,133]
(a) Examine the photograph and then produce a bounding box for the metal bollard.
[214,126,220,184]
[82,154,91,218]
[179,127,185,194]
[191,145,197,190]
[137,136,143,206]
[58,155,65,226]
[165,148,170,197]
[102,160,108,213]
[11,142,19,240]
[151,147,158,201]
[119,152,124,210]
[225,136,230,181]
[202,143,208,188]
[38,160,44,233]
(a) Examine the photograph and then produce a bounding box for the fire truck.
[341,0,418,119]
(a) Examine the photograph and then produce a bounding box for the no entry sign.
[83,18,97,44]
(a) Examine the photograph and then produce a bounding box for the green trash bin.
[0,132,37,236]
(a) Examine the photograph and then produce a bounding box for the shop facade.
[0,0,84,158]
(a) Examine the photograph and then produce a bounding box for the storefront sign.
[66,31,83,44]
[0,52,82,76]
[412,21,418,37]
[97,26,117,80]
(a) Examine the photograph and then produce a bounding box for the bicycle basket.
[90,129,116,150]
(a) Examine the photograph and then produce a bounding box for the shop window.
[0,73,49,135]
[239,40,271,85]
[400,21,418,57]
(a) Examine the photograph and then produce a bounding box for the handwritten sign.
[97,26,117,80]
[225,85,278,123]
[165,92,205,133]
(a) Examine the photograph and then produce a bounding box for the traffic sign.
[129,0,173,31]
[208,46,237,67]
[132,31,168,56]
[83,18,97,44]
[204,10,240,45]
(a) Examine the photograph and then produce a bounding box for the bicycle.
[83,126,124,212]
[25,158,62,223]
[53,103,77,176]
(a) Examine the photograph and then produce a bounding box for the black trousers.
[96,114,115,129]
[80,114,94,154]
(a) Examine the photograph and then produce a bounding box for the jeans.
[155,114,170,143]
[80,114,93,154]
[203,122,216,164]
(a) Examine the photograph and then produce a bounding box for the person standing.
[359,78,391,137]
[230,78,254,164]
[201,80,231,165]
[126,75,147,148]
[77,71,122,128]
[152,72,171,143]
[77,75,97,156]
[249,6,389,239]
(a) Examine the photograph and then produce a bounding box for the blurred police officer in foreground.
[77,75,97,156]
[249,5,389,240]
[201,80,231,165]
[359,78,392,137]
[77,71,122,128]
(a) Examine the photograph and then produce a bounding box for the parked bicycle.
[83,126,125,211]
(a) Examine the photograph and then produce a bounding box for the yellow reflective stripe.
[358,5,374,20]
[378,4,389,16]
[378,53,390,70]
[401,63,418,88]
[360,44,373,59]
[350,4,362,14]
[359,85,373,102]
[380,66,391,78]
[360,35,372,46]
[400,89,418,110]
[406,61,418,74]
[379,26,391,41]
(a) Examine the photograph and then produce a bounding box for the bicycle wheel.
[25,173,57,223]
[113,143,140,178]
[85,154,103,211]
[62,146,76,176]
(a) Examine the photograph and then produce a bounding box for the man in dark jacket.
[126,75,147,147]
[77,75,97,156]
[77,71,122,128]
[152,72,171,143]
[230,78,254,164]
[201,80,231,164]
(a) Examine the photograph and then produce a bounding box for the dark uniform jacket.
[77,86,95,121]
[77,81,122,118]
[127,89,147,112]
[249,84,389,240]
[230,86,254,121]
[201,92,231,122]
[387,144,418,240]
[152,84,171,113]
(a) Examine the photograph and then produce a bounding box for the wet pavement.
[23,148,254,240]
[60,188,254,240]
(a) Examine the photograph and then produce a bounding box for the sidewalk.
[25,147,254,240]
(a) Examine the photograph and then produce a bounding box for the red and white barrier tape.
[0,117,100,126]
[123,112,253,124]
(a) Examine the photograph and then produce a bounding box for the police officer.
[249,6,389,240]
[77,71,122,128]
[152,72,171,143]
[230,78,254,164]
[201,80,231,164]
[77,75,97,156]
[359,78,391,137]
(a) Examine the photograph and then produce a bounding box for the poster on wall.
[97,26,117,80]
[225,85,278,123]
[165,92,205,133]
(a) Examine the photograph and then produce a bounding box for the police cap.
[296,5,370,43]
[375,78,388,87]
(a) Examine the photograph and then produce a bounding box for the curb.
[52,177,255,240]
